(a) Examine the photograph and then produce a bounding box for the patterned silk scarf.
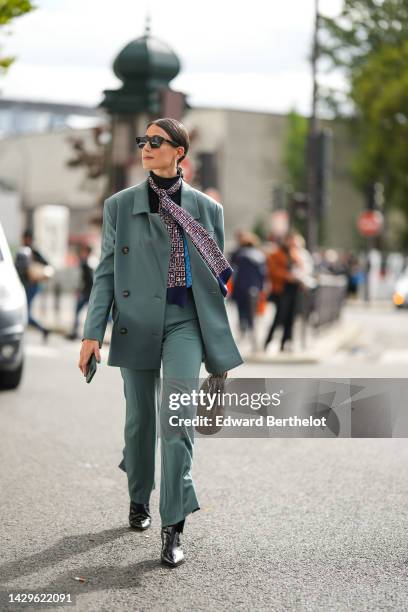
[148,175,233,306]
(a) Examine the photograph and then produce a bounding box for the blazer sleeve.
[214,203,225,254]
[82,196,117,348]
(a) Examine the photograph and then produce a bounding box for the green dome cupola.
[101,19,181,114]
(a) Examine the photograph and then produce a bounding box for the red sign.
[357,210,384,237]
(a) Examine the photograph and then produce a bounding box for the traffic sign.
[357,210,384,237]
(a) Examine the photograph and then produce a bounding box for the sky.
[0,0,345,116]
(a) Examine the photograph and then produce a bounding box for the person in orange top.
[263,232,304,352]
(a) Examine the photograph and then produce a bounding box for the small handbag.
[195,371,228,436]
[256,289,267,315]
[27,261,55,283]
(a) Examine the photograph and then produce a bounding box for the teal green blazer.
[82,177,244,374]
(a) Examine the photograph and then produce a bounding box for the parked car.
[392,268,408,309]
[0,222,27,389]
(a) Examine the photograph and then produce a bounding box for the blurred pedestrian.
[66,243,95,340]
[292,234,315,284]
[292,233,317,343]
[342,251,362,297]
[230,231,266,351]
[263,231,304,352]
[14,229,52,342]
[322,248,344,275]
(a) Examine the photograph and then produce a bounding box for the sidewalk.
[345,297,393,310]
[31,290,111,340]
[30,290,361,363]
[229,297,363,365]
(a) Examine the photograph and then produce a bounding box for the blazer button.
[122,246,129,254]
[122,290,130,297]
[120,327,128,334]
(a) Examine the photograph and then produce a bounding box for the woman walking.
[263,232,304,352]
[78,118,243,567]
[230,231,266,352]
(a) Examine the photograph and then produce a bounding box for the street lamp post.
[305,0,320,253]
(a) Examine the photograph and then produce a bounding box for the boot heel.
[160,525,185,567]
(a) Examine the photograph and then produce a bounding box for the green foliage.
[319,0,408,75]
[283,109,308,192]
[0,55,13,70]
[252,215,268,242]
[350,40,408,215]
[0,0,36,72]
[319,0,408,243]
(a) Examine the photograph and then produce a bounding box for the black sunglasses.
[135,135,180,149]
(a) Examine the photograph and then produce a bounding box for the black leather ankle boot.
[160,525,185,567]
[129,501,151,530]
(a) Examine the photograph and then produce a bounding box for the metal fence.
[309,273,348,328]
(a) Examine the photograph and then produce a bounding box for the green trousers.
[118,288,203,527]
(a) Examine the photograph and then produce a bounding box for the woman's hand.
[79,339,101,377]
[212,370,228,378]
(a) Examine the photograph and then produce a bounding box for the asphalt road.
[1,303,408,611]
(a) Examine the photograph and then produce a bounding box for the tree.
[0,0,36,73]
[282,109,309,234]
[351,40,408,218]
[283,109,308,192]
[319,0,408,117]
[318,0,408,245]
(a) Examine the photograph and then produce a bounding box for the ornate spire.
[144,12,151,37]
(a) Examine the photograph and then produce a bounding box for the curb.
[242,319,362,365]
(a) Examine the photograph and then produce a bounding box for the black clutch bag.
[195,372,228,436]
